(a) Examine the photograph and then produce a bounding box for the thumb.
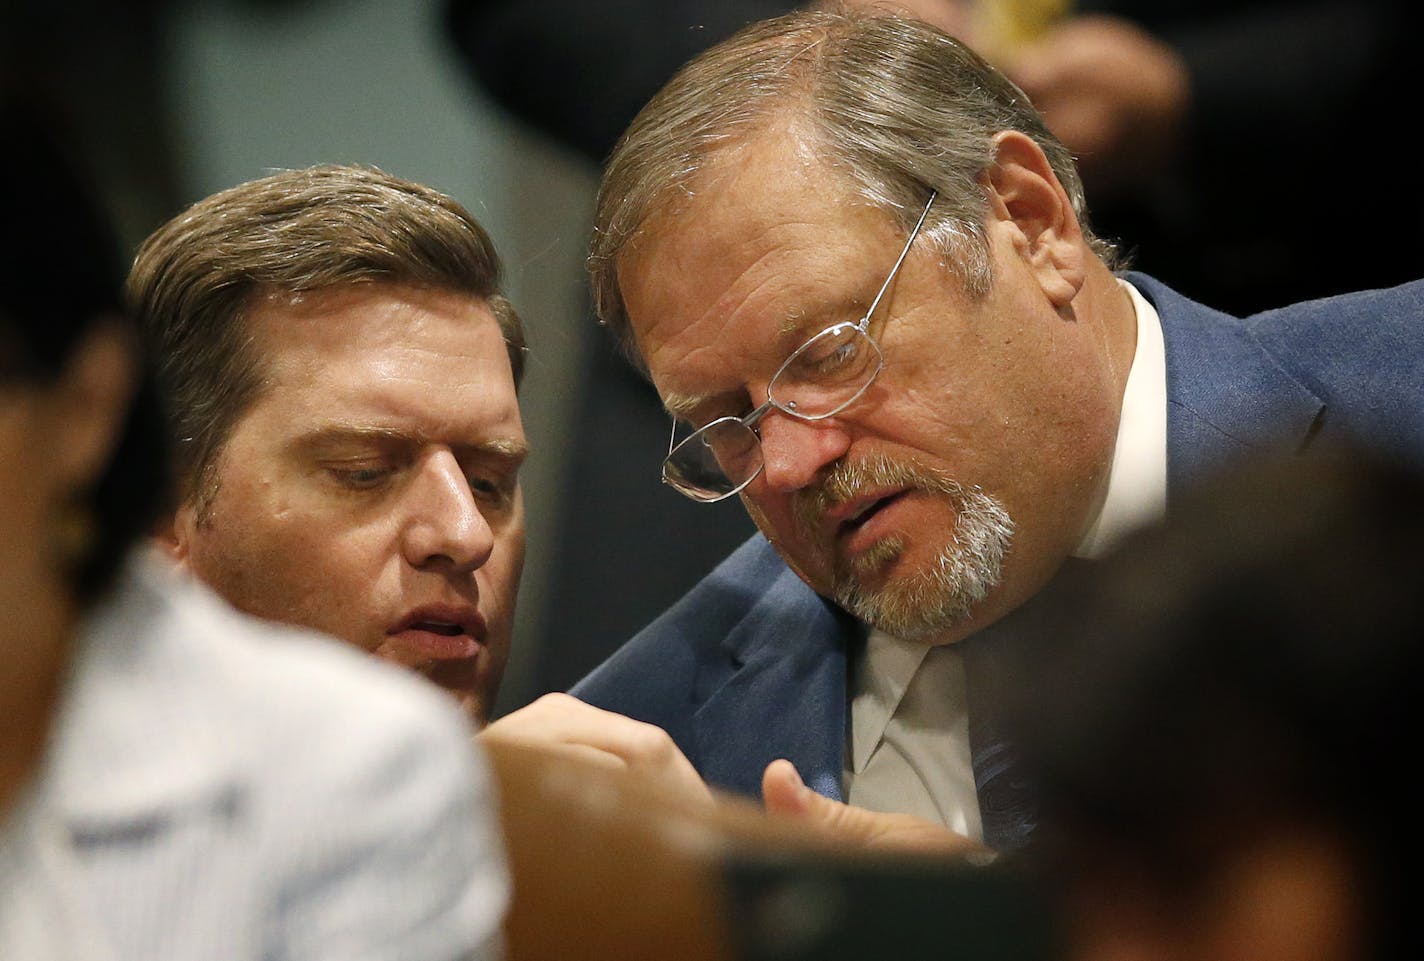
[761,758,816,818]
[760,759,892,842]
[761,759,984,854]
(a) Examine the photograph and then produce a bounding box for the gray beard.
[795,453,1014,640]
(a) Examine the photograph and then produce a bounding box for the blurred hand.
[761,758,985,855]
[480,693,713,809]
[1005,15,1189,190]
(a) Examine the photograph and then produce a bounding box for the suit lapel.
[692,561,857,802]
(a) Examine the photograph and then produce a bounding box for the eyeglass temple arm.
[860,190,938,327]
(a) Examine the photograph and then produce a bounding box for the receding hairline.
[217,278,522,428]
[235,278,520,398]
[609,115,948,371]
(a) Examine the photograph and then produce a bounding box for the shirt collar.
[848,628,930,775]
[1074,279,1169,559]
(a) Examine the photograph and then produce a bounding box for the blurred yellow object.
[974,0,1070,63]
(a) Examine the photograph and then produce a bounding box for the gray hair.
[590,8,1115,358]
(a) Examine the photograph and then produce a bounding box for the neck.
[1082,259,1139,405]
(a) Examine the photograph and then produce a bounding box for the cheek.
[737,489,834,587]
[483,527,527,613]
[739,488,790,538]
[188,494,387,639]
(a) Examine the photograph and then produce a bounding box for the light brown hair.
[128,163,525,508]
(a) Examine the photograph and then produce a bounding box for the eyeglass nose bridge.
[689,385,832,454]
[661,323,888,501]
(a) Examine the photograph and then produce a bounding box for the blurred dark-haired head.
[1007,445,1423,960]
[0,90,170,600]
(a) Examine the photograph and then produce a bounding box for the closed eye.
[464,464,521,509]
[326,464,398,490]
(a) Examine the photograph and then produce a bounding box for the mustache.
[793,452,968,535]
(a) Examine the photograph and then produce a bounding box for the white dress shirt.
[0,553,508,960]
[843,279,1169,839]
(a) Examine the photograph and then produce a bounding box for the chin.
[835,525,1011,640]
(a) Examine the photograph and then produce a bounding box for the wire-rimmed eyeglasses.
[661,190,937,503]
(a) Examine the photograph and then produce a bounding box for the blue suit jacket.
[573,275,1424,813]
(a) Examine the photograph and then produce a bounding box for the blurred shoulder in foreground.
[1009,443,1424,961]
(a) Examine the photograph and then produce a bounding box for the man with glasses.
[570,9,1424,850]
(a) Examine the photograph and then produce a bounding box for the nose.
[400,449,495,573]
[755,410,851,493]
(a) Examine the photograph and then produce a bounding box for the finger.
[761,758,814,817]
[761,759,874,839]
[489,694,670,761]
[488,694,713,804]
[761,760,983,854]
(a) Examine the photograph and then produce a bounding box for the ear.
[49,322,136,493]
[983,131,1087,310]
[155,505,194,571]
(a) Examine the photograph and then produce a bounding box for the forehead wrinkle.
[653,335,743,420]
[671,239,812,376]
[636,181,858,404]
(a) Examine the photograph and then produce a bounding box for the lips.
[826,487,911,541]
[809,488,916,570]
[385,605,486,661]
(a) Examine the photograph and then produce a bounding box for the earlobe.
[985,131,1087,310]
[156,508,192,570]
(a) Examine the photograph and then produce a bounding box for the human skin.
[618,125,1136,647]
[1,327,133,814]
[168,284,526,723]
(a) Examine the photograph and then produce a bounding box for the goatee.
[794,452,1014,639]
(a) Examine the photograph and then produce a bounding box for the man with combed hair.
[132,163,720,803]
[130,164,529,725]
[571,9,1424,850]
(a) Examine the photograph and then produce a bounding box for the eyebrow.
[777,304,815,339]
[296,425,529,464]
[661,390,715,420]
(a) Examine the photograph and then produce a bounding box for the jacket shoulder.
[1244,280,1424,459]
[571,535,787,726]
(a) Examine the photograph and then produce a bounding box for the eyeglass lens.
[770,321,884,416]
[663,324,883,500]
[664,418,763,501]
